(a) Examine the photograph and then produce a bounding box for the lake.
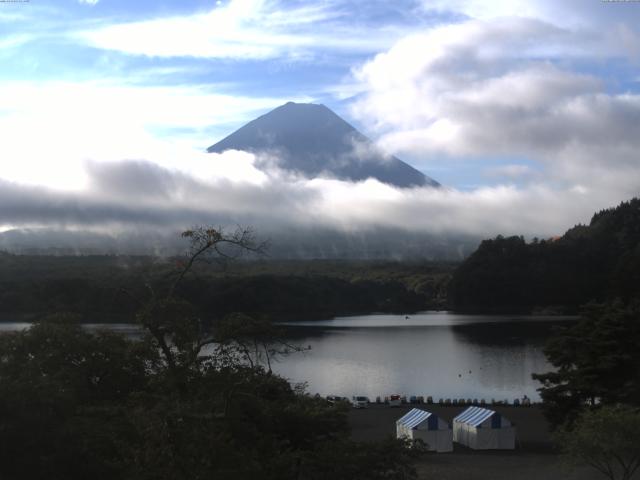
[0,312,574,402]
[272,312,575,402]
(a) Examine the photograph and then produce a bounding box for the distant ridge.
[207,102,439,188]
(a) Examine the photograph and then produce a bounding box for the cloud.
[350,17,640,199]
[0,154,625,247]
[78,0,99,5]
[419,0,640,31]
[74,0,398,60]
[0,34,33,50]
[0,11,29,23]
[0,79,305,189]
[483,164,536,181]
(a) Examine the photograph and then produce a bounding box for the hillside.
[449,198,640,312]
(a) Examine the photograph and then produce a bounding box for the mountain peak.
[207,102,439,188]
[281,101,327,109]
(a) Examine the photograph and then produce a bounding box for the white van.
[351,396,370,408]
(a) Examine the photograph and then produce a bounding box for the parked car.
[351,396,370,408]
[388,394,402,407]
[326,395,345,406]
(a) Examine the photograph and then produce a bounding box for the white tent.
[396,408,453,452]
[453,406,515,450]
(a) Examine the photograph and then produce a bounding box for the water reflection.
[0,312,572,401]
[274,312,574,401]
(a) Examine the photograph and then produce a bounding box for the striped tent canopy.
[396,408,453,452]
[453,406,515,449]
[454,406,509,428]
[397,408,435,429]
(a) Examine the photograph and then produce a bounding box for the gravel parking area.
[348,404,602,480]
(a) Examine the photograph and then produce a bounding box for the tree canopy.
[556,405,640,480]
[0,226,419,480]
[450,198,640,312]
[533,301,640,428]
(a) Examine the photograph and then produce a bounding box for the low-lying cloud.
[0,150,631,257]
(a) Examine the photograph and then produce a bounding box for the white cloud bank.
[0,49,635,248]
[350,16,640,199]
[0,80,298,189]
[0,154,613,241]
[0,73,613,242]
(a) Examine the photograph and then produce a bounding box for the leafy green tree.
[556,405,640,480]
[533,301,640,427]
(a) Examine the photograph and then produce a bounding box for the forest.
[449,198,640,312]
[2,198,640,322]
[2,199,640,321]
[0,253,452,322]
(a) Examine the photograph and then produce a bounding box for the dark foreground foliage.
[534,302,640,480]
[0,227,420,480]
[533,301,640,428]
[555,405,640,480]
[0,315,419,480]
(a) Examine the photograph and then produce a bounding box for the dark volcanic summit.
[207,102,439,188]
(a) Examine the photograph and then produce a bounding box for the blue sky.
[1,0,640,240]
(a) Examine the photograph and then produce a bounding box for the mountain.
[207,102,439,188]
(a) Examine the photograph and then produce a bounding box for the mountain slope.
[207,102,439,188]
[449,198,640,311]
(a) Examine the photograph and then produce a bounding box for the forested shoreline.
[0,254,453,322]
[3,199,639,323]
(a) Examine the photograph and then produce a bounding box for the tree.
[533,301,640,427]
[0,314,158,480]
[556,405,640,480]
[0,226,419,480]
[134,225,267,372]
[450,198,640,312]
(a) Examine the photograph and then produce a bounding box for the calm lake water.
[0,312,575,402]
[273,312,575,402]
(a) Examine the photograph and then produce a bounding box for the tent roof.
[396,408,432,429]
[453,406,496,427]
